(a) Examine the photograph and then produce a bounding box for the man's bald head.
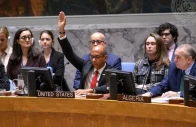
[91,45,107,55]
[90,32,106,48]
[90,45,107,70]
[91,32,105,40]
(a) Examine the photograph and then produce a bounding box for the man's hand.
[75,89,93,95]
[161,91,178,98]
[58,11,66,32]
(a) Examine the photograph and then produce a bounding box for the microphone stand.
[140,67,150,95]
[59,61,69,91]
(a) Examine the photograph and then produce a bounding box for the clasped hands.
[161,91,179,98]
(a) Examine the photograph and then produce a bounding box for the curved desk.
[0,97,196,127]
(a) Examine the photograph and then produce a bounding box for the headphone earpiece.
[38,40,41,46]
[31,38,34,45]
[8,36,11,42]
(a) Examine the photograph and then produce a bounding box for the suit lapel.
[171,44,178,62]
[190,62,196,76]
[26,56,38,67]
[80,62,93,89]
[14,62,22,75]
[48,48,55,65]
[176,69,182,90]
[97,64,110,86]
[84,63,93,77]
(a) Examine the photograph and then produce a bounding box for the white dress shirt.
[168,43,175,61]
[84,64,106,89]
[0,45,12,72]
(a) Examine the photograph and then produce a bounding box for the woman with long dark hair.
[7,27,46,80]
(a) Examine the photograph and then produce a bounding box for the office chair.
[121,62,135,72]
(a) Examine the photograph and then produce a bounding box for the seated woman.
[0,26,12,72]
[133,33,170,94]
[39,30,69,91]
[7,27,46,80]
[0,60,10,91]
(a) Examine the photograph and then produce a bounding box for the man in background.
[157,22,179,61]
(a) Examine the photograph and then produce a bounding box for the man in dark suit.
[58,11,116,95]
[143,44,196,97]
[73,32,121,90]
[157,22,179,62]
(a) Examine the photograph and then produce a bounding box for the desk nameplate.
[168,99,184,104]
[86,93,103,99]
[37,91,75,98]
[117,94,151,103]
[188,100,196,107]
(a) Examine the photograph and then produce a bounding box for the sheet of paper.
[75,94,86,98]
[151,97,182,103]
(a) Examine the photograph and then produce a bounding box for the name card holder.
[0,91,12,96]
[86,93,103,99]
[117,94,151,103]
[37,91,75,98]
[188,100,196,107]
[168,99,184,105]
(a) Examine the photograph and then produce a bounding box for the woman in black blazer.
[39,30,69,91]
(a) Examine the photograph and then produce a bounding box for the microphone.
[59,61,69,91]
[140,74,148,95]
[140,84,145,95]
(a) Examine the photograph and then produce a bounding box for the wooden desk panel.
[0,97,196,127]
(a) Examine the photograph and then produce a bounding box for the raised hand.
[58,11,66,32]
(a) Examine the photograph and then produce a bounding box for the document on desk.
[75,94,86,98]
[151,97,182,103]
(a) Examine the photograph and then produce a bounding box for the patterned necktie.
[90,70,99,88]
[180,71,185,91]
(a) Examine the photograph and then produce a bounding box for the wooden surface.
[0,96,196,127]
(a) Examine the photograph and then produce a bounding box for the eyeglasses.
[160,33,171,37]
[20,35,32,41]
[89,40,105,45]
[40,38,51,41]
[90,55,104,60]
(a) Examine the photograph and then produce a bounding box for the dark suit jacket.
[7,53,46,80]
[47,48,69,91]
[73,53,121,89]
[149,61,196,97]
[0,61,10,91]
[58,37,112,93]
[171,44,178,62]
